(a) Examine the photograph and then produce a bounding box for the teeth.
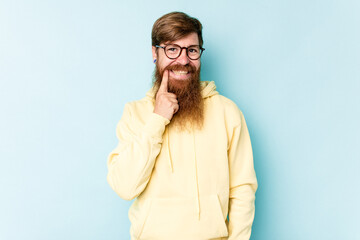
[172,70,188,75]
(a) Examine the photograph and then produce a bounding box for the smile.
[172,70,189,75]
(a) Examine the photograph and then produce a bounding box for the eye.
[166,45,180,53]
[188,47,199,53]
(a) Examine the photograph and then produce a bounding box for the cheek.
[193,61,201,71]
[159,59,174,70]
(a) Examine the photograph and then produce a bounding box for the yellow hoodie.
[107,81,258,240]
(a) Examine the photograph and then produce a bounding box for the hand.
[153,70,179,120]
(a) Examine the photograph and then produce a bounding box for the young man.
[107,12,258,240]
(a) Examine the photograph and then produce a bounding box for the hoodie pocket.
[138,194,228,240]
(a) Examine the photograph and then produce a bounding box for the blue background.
[1,0,359,239]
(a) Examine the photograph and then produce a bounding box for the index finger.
[158,70,169,93]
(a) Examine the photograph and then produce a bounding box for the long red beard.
[153,63,204,131]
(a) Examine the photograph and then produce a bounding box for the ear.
[152,46,157,63]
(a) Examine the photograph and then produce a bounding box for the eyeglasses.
[155,44,205,60]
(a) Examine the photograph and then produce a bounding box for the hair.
[152,12,203,48]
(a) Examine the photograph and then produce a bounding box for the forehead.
[164,32,199,46]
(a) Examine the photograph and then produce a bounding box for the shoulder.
[119,96,154,128]
[123,96,154,115]
[207,94,244,125]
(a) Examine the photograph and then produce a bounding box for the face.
[152,32,204,131]
[152,32,201,84]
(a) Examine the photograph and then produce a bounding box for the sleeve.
[226,110,258,240]
[106,103,170,201]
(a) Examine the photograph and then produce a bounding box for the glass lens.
[165,45,181,58]
[187,46,200,59]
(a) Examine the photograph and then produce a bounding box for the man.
[107,12,258,240]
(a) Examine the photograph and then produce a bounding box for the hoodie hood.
[145,80,219,100]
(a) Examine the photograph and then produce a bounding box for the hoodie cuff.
[143,113,170,142]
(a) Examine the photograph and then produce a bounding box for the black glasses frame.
[155,44,205,60]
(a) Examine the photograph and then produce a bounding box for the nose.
[176,48,190,65]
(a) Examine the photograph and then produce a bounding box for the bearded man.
[107,12,258,240]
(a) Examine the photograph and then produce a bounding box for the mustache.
[163,64,196,73]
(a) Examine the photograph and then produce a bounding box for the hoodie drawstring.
[192,131,201,220]
[166,129,174,173]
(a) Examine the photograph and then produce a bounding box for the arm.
[107,71,177,201]
[107,103,169,200]
[227,110,258,240]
